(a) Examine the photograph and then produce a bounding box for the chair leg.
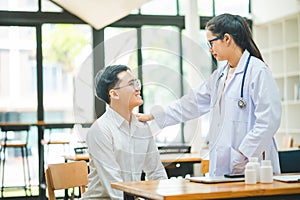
[1,146,7,198]
[44,143,49,168]
[24,147,32,195]
[20,147,28,196]
[0,149,1,197]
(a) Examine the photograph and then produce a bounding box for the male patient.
[81,65,167,200]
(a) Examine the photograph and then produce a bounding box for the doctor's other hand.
[136,113,154,122]
[231,152,248,174]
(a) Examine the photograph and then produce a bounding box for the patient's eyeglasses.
[207,35,224,49]
[114,79,141,90]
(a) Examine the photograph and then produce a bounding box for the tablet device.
[273,175,300,183]
[224,173,245,178]
[187,176,244,184]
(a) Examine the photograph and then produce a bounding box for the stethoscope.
[215,55,251,109]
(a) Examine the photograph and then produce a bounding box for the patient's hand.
[136,113,154,122]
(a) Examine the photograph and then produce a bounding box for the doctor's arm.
[137,70,222,126]
[148,81,213,129]
[239,68,282,159]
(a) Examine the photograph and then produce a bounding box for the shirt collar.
[106,106,137,128]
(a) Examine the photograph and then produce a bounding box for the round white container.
[249,157,260,182]
[260,160,273,183]
[245,164,257,184]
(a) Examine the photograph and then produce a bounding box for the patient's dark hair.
[95,65,130,104]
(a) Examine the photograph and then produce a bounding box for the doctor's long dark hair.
[206,13,264,62]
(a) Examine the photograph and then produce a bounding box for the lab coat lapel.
[223,50,250,94]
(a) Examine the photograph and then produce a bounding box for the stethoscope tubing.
[215,54,251,109]
[240,55,251,99]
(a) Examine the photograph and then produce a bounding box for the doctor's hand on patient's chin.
[231,151,248,174]
[136,113,154,122]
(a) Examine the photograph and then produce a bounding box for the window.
[140,0,177,15]
[0,0,38,11]
[42,24,92,123]
[197,0,214,16]
[179,0,214,16]
[0,26,37,123]
[104,27,138,69]
[215,0,250,17]
[0,25,39,194]
[41,0,63,12]
[141,26,182,143]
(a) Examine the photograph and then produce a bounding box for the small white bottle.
[260,160,273,183]
[245,163,257,184]
[249,157,260,182]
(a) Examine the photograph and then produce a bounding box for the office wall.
[252,0,300,24]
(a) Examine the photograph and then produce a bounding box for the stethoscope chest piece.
[238,98,246,109]
[237,54,251,110]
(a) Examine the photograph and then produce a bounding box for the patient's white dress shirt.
[81,107,167,200]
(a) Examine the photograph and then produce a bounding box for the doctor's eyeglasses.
[207,35,224,49]
[114,79,141,90]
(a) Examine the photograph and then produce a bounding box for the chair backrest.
[45,161,88,200]
[282,135,294,148]
[201,159,209,175]
[278,149,300,173]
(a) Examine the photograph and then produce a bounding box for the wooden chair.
[201,159,209,175]
[282,135,294,148]
[45,161,88,200]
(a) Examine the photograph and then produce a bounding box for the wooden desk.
[64,154,89,162]
[64,153,202,179]
[160,153,202,178]
[111,178,300,200]
[63,153,202,164]
[160,153,202,163]
[278,147,300,151]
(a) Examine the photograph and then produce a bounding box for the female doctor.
[137,13,282,176]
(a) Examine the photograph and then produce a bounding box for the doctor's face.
[206,30,226,61]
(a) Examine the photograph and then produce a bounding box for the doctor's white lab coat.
[152,50,282,176]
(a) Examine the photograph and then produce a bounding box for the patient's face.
[116,71,143,110]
